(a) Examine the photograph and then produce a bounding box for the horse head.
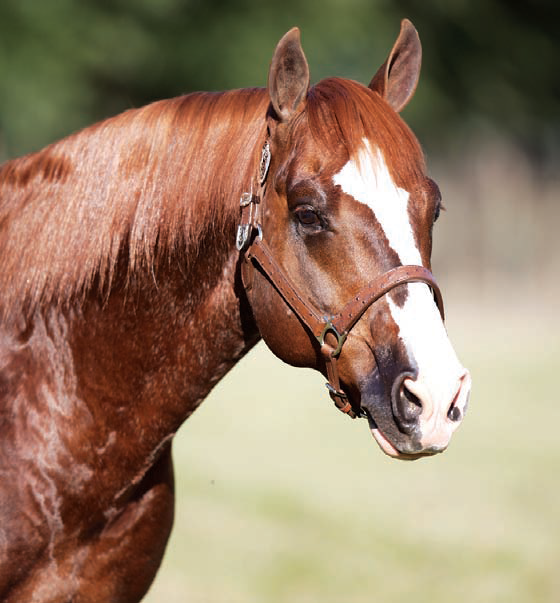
[243,21,471,460]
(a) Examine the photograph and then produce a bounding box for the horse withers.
[0,20,470,603]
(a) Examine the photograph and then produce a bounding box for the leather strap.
[245,238,324,333]
[330,264,444,334]
[245,238,443,337]
[244,234,444,418]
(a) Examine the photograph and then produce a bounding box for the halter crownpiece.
[237,140,445,419]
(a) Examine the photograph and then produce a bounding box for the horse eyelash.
[293,204,328,232]
[434,201,445,222]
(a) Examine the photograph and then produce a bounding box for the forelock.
[304,77,426,189]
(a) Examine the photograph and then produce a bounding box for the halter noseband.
[237,141,444,419]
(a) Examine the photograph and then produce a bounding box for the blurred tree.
[0,0,558,165]
[392,0,560,167]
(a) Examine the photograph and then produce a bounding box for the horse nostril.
[447,372,470,423]
[392,375,422,434]
[401,384,422,417]
[448,405,462,422]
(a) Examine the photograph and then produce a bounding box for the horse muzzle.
[363,368,472,459]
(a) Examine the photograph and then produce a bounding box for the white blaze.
[333,139,468,448]
[333,141,422,266]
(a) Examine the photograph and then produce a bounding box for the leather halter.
[237,141,445,419]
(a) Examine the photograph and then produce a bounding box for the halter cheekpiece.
[237,139,445,419]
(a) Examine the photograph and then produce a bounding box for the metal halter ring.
[317,320,348,357]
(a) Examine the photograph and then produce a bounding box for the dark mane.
[0,88,269,321]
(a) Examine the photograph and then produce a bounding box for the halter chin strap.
[237,141,445,419]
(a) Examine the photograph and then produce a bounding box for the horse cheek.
[249,273,319,369]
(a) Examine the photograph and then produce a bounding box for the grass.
[143,287,560,603]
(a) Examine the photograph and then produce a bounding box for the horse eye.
[294,206,321,228]
[433,201,445,223]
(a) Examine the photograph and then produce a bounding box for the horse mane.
[0,77,425,324]
[0,88,269,322]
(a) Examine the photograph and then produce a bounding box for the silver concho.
[239,192,253,207]
[236,143,270,251]
[259,141,271,185]
[236,224,250,251]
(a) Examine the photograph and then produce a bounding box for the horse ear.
[268,28,310,122]
[369,19,422,112]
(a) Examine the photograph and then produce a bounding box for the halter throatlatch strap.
[238,140,445,419]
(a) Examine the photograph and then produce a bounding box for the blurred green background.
[1,1,558,601]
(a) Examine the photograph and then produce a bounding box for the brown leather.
[246,237,444,342]
[245,238,324,333]
[243,234,444,419]
[330,264,444,333]
[239,142,445,419]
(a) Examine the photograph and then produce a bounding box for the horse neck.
[1,88,268,440]
[70,232,259,434]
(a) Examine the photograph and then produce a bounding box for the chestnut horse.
[0,21,470,602]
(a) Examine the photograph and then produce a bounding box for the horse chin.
[355,373,440,461]
[365,413,438,461]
